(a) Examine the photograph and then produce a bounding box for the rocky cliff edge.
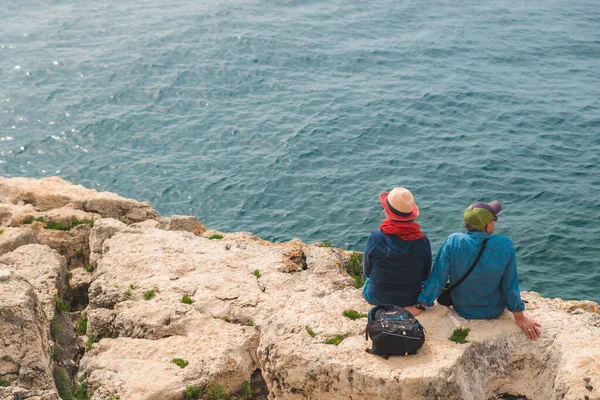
[0,176,598,400]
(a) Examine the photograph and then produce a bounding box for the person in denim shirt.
[362,187,432,308]
[410,200,542,341]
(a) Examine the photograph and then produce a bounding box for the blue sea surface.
[1,0,599,302]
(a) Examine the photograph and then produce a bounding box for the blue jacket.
[417,231,525,319]
[363,229,432,306]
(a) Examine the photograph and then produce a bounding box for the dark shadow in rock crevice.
[70,282,90,312]
[491,394,529,400]
[250,368,269,400]
[50,312,82,379]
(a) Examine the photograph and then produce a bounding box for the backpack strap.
[448,238,489,292]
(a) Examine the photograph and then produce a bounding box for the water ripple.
[1,0,599,302]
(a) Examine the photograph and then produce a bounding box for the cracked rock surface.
[0,176,599,400]
[83,224,600,400]
[0,246,68,400]
[0,176,159,223]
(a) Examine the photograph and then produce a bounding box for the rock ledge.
[0,176,598,400]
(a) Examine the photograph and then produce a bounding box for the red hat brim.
[379,192,420,221]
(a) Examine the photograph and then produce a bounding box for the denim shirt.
[363,229,432,307]
[417,231,525,319]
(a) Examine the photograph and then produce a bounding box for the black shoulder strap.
[448,237,489,292]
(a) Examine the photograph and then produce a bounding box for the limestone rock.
[0,226,38,256]
[80,317,259,400]
[0,271,59,399]
[0,244,68,319]
[0,206,96,269]
[79,229,267,398]
[9,206,98,229]
[0,176,160,271]
[129,219,159,229]
[157,215,207,235]
[35,223,92,269]
[1,177,598,400]
[280,239,307,273]
[88,218,127,267]
[0,202,37,226]
[0,176,159,222]
[79,228,366,399]
[0,198,98,268]
[77,226,600,400]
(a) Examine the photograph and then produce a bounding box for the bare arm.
[512,311,541,341]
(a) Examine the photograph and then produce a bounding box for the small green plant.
[181,295,194,304]
[203,382,226,400]
[74,249,84,259]
[247,319,254,326]
[252,269,261,279]
[0,229,4,235]
[0,376,9,387]
[325,334,345,345]
[86,335,99,350]
[45,220,70,231]
[129,284,138,290]
[207,233,224,240]
[322,241,332,248]
[53,368,70,398]
[184,385,202,400]
[23,216,45,224]
[51,319,61,336]
[124,289,132,299]
[109,396,120,400]
[54,296,71,313]
[347,252,363,276]
[346,252,365,288]
[84,264,94,273]
[71,377,90,400]
[342,309,367,320]
[171,358,189,369]
[53,369,90,399]
[22,216,95,231]
[50,346,57,359]
[214,315,230,323]
[238,380,252,398]
[143,289,156,300]
[77,316,88,335]
[66,271,73,280]
[353,275,365,289]
[306,327,316,337]
[449,327,471,344]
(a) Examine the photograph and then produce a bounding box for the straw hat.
[379,187,419,221]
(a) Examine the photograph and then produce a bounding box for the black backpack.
[365,305,425,358]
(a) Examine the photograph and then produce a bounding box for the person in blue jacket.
[362,187,432,310]
[410,200,542,341]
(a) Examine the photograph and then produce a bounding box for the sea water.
[1,0,599,302]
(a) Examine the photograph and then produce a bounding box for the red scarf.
[380,219,424,241]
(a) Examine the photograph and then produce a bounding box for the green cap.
[464,201,502,231]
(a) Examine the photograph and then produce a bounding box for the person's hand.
[515,316,542,341]
[404,305,422,316]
